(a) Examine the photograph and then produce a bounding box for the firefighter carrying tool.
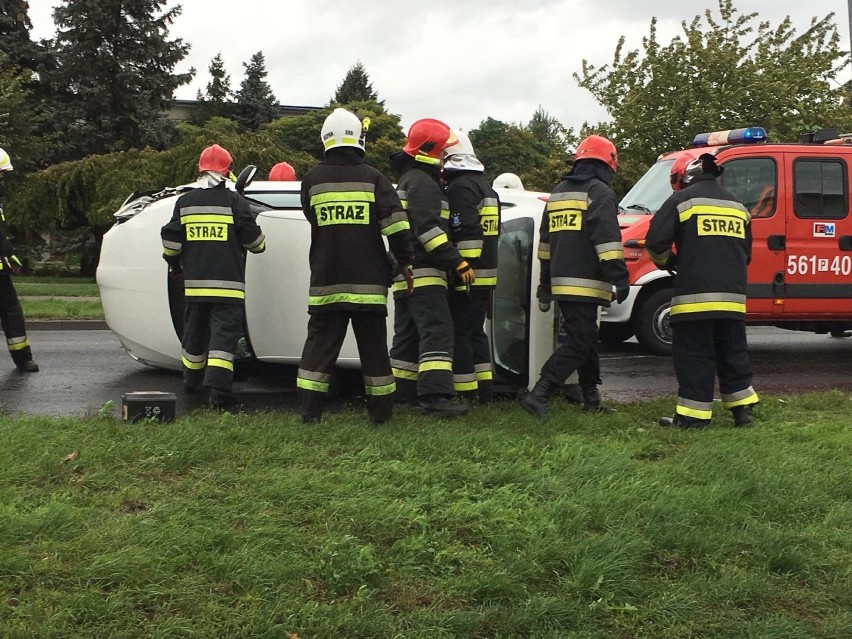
[161,144,266,409]
[296,108,414,425]
[646,153,759,428]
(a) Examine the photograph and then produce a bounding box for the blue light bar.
[692,127,767,148]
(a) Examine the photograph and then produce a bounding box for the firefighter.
[296,108,414,425]
[0,148,38,372]
[389,118,472,417]
[492,172,524,191]
[268,162,296,181]
[646,153,759,428]
[443,130,501,403]
[520,135,629,417]
[160,144,266,409]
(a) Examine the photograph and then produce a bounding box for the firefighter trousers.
[181,302,242,394]
[449,288,493,402]
[297,311,395,423]
[390,287,454,402]
[0,274,33,365]
[539,301,601,390]
[671,318,758,423]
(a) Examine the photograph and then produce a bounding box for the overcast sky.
[27,1,851,135]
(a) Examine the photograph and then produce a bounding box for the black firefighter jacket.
[300,148,414,315]
[645,173,752,323]
[161,180,266,304]
[537,162,628,306]
[393,159,465,298]
[445,170,501,291]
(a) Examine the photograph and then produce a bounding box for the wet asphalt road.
[1,327,851,419]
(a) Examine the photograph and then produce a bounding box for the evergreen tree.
[333,61,382,106]
[191,52,233,125]
[0,0,45,71]
[47,0,194,160]
[234,51,278,131]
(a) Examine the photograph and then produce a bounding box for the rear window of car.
[246,191,302,209]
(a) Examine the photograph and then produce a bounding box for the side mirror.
[235,165,257,195]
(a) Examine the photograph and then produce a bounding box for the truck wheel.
[634,288,674,356]
[599,322,634,344]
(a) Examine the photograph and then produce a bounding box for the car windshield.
[619,159,675,214]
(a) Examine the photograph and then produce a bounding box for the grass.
[14,275,99,298]
[20,298,104,319]
[13,275,105,320]
[1,392,850,638]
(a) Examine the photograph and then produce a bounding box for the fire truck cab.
[603,126,852,355]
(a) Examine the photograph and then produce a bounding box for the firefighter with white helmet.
[492,172,524,190]
[161,144,266,409]
[389,118,470,416]
[296,108,414,424]
[521,135,628,417]
[646,153,759,428]
[443,129,501,403]
[0,147,38,372]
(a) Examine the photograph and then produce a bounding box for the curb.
[28,320,109,331]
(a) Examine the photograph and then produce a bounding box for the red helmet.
[574,135,618,172]
[268,162,296,181]
[403,119,458,161]
[669,155,692,192]
[670,153,714,191]
[198,144,233,176]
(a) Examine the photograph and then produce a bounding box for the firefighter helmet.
[198,144,233,176]
[670,153,719,191]
[493,172,524,190]
[268,161,296,181]
[0,147,13,172]
[443,129,484,172]
[574,135,618,172]
[321,108,365,153]
[403,119,457,163]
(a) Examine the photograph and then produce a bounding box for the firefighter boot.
[418,394,468,417]
[658,414,710,429]
[209,389,238,412]
[561,383,584,406]
[581,385,614,413]
[16,360,39,372]
[520,377,560,417]
[731,405,754,427]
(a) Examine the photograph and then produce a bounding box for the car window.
[720,157,777,218]
[793,159,847,219]
[246,191,302,209]
[619,158,676,214]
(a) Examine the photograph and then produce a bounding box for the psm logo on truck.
[813,222,836,237]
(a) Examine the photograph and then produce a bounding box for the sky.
[27,0,851,136]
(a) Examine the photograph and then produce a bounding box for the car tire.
[599,322,634,345]
[634,287,674,356]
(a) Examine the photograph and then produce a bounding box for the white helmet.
[0,147,13,172]
[493,172,523,190]
[443,129,484,172]
[321,107,365,153]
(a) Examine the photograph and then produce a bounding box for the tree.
[575,0,852,184]
[333,62,382,106]
[0,55,42,172]
[0,0,46,71]
[191,52,233,125]
[235,51,278,131]
[47,0,193,160]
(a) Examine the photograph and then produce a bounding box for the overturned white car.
[96,172,558,391]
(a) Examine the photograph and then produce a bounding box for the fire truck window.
[720,158,776,218]
[793,159,847,219]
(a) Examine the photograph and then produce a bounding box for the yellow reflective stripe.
[249,239,266,253]
[207,357,234,371]
[392,367,419,380]
[308,292,387,305]
[185,288,245,299]
[415,154,441,165]
[7,339,29,351]
[454,381,478,392]
[181,214,233,224]
[365,381,396,396]
[381,220,410,236]
[723,394,759,409]
[671,301,746,315]
[297,377,330,392]
[424,232,449,252]
[309,190,376,206]
[476,370,493,381]
[392,276,448,291]
[598,249,624,261]
[547,199,587,211]
[676,405,713,420]
[459,247,482,258]
[678,204,749,223]
[471,277,497,286]
[552,285,612,300]
[420,360,452,372]
[182,355,206,370]
[163,247,180,256]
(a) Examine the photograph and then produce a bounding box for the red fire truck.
[602,126,852,355]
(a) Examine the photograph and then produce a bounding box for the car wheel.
[634,287,674,356]
[599,322,634,344]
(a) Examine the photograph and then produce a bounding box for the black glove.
[615,285,630,304]
[664,252,678,273]
[537,284,552,312]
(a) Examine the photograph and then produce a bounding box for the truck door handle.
[839,236,852,251]
[767,235,785,250]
